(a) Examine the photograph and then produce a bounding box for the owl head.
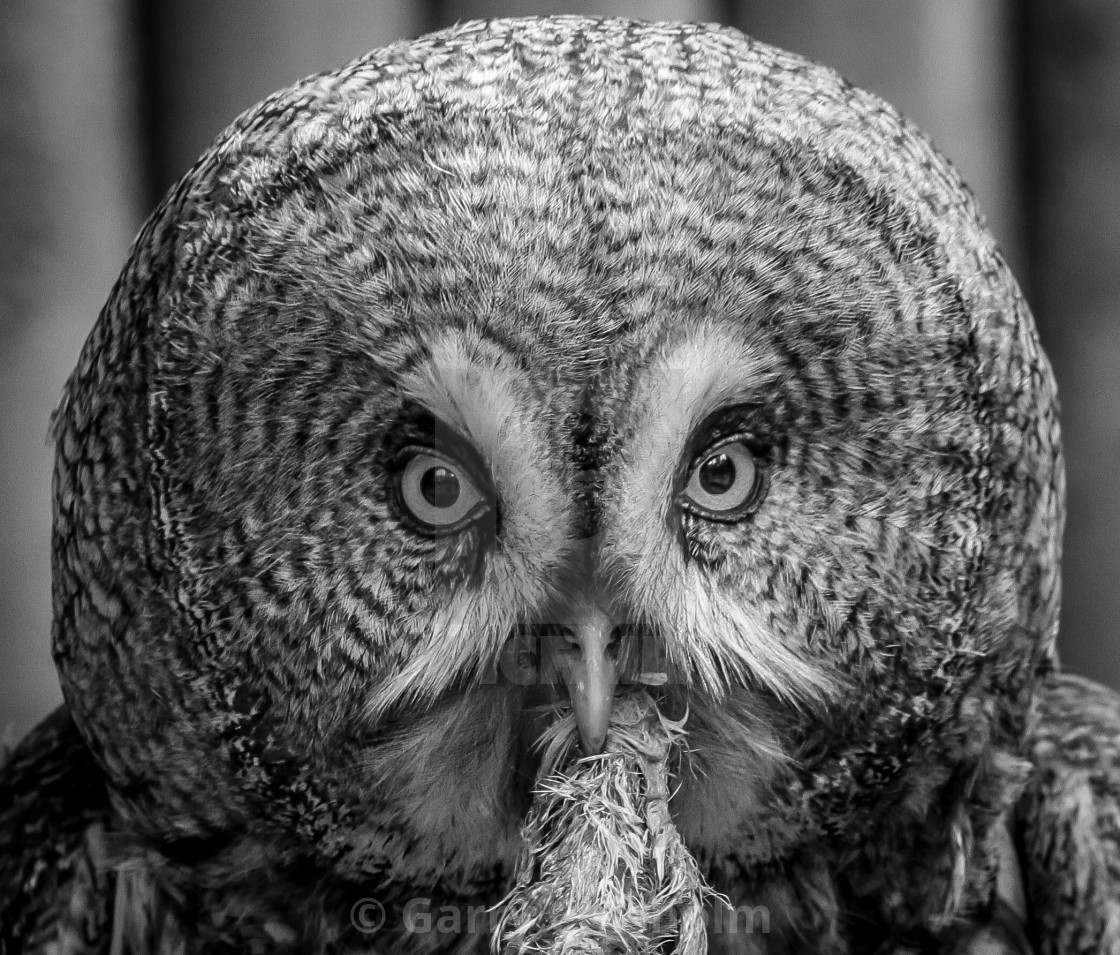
[51,15,1061,909]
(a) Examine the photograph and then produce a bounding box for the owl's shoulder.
[0,706,114,954]
[1020,671,1120,953]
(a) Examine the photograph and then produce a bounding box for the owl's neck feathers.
[102,818,513,952]
[95,678,1030,952]
[698,686,1034,950]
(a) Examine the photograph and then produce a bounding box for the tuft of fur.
[496,693,717,955]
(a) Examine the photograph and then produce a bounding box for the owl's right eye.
[397,450,488,533]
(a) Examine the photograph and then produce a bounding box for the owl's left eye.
[680,438,764,521]
[397,450,488,533]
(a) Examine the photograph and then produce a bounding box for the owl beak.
[545,602,620,756]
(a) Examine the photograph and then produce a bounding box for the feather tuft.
[494,692,720,954]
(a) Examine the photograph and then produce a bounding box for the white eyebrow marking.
[622,325,776,524]
[397,327,570,538]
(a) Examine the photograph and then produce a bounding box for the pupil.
[699,453,736,494]
[420,466,461,508]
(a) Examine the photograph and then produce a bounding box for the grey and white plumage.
[1,14,1116,954]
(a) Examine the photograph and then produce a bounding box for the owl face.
[51,17,1061,887]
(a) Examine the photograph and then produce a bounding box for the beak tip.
[579,729,609,757]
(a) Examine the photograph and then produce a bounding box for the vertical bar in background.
[141,0,426,201]
[433,1,720,30]
[1019,2,1120,688]
[588,1,720,20]
[0,0,144,740]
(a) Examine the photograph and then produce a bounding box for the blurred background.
[1,0,1117,740]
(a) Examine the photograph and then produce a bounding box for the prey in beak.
[495,690,716,955]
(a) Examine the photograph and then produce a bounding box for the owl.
[2,15,1119,955]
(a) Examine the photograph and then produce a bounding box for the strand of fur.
[494,692,718,954]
